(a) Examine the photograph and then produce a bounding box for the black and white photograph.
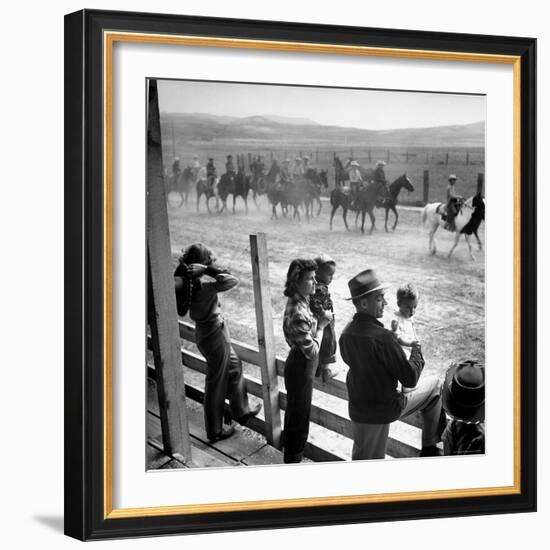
[146,77,486,470]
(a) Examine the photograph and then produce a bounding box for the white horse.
[421,193,485,260]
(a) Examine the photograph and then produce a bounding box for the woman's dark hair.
[284,258,317,297]
[181,243,215,266]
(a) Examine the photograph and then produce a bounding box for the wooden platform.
[147,377,287,469]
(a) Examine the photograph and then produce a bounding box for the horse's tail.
[421,205,428,226]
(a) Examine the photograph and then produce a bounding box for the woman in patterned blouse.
[282,258,332,463]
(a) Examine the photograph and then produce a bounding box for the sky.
[157,79,485,131]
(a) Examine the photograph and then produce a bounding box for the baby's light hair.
[314,254,336,272]
[396,283,419,304]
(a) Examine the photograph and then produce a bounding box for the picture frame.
[64,8,536,540]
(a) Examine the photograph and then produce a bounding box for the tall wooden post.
[477,172,484,195]
[250,233,282,448]
[147,79,192,462]
[423,170,430,205]
[445,152,449,165]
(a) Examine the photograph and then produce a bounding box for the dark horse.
[265,162,288,219]
[329,174,414,233]
[217,168,251,214]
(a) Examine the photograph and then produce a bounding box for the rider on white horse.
[443,174,461,231]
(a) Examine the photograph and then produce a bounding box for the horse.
[333,155,349,187]
[217,168,251,213]
[355,174,415,234]
[170,165,194,207]
[265,162,289,219]
[304,168,329,217]
[329,174,414,233]
[196,176,219,213]
[422,192,485,260]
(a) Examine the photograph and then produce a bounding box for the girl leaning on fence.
[174,243,261,442]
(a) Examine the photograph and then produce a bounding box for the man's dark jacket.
[339,312,424,424]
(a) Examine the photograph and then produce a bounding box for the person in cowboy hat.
[339,269,446,460]
[225,154,236,176]
[301,154,311,173]
[441,360,485,455]
[444,174,461,230]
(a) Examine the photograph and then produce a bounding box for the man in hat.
[444,174,461,230]
[191,154,201,181]
[302,154,311,174]
[441,361,485,455]
[339,269,445,460]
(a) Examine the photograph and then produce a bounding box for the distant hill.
[160,113,485,148]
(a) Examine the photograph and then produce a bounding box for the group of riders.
[169,152,463,231]
[170,152,321,193]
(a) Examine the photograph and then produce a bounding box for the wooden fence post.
[477,172,484,194]
[146,79,192,462]
[445,152,449,165]
[250,233,282,448]
[423,170,430,205]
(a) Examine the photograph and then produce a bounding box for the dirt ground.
[168,192,485,381]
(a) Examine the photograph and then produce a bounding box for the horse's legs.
[448,231,461,259]
[329,205,337,230]
[342,207,350,231]
[354,210,360,228]
[244,196,249,214]
[271,203,277,220]
[474,229,483,251]
[196,192,201,212]
[391,206,399,231]
[428,223,438,255]
[316,197,322,217]
[368,209,376,235]
[465,234,475,261]
[384,207,389,232]
[360,210,367,234]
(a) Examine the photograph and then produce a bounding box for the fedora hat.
[346,269,391,300]
[442,361,485,423]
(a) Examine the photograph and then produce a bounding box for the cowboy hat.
[345,269,391,300]
[350,160,360,167]
[442,361,485,423]
[448,174,457,181]
[376,160,386,166]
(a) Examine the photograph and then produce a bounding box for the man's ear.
[358,297,369,310]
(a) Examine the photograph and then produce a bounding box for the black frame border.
[64,9,536,541]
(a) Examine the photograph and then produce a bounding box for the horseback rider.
[280,158,292,182]
[292,156,305,179]
[206,157,217,192]
[348,160,363,194]
[373,160,389,203]
[444,174,461,230]
[302,154,311,174]
[225,154,236,177]
[172,156,181,181]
